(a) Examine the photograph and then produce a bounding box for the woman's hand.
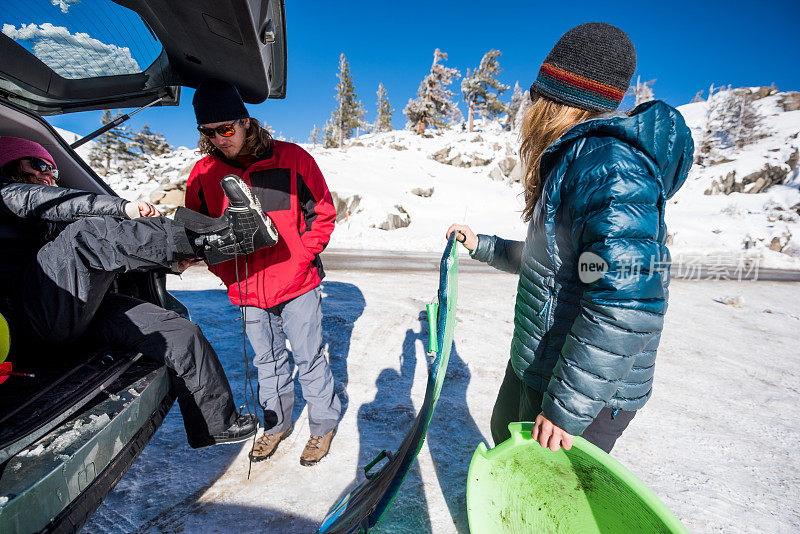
[125,200,160,219]
[446,224,477,252]
[532,413,573,451]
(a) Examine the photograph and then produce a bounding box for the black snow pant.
[490,360,636,453]
[15,216,237,448]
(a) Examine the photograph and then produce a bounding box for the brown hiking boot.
[248,426,293,462]
[300,428,336,466]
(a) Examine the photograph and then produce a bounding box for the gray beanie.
[529,22,636,112]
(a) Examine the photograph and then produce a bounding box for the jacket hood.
[543,100,694,199]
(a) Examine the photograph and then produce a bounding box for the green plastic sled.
[467,422,688,534]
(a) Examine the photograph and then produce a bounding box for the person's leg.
[244,305,294,433]
[86,293,238,448]
[490,360,525,445]
[280,286,340,437]
[580,408,636,453]
[22,216,195,343]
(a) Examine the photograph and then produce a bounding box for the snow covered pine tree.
[323,53,366,148]
[374,83,394,133]
[461,49,509,132]
[631,75,656,107]
[506,81,532,132]
[404,48,461,135]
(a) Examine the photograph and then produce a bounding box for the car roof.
[0,0,286,115]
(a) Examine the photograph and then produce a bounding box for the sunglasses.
[23,157,59,180]
[197,119,242,139]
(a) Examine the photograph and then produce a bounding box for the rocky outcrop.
[330,191,362,222]
[374,205,411,230]
[779,92,800,112]
[150,179,186,207]
[431,147,492,168]
[705,163,791,195]
[410,187,434,197]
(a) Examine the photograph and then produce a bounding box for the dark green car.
[0,1,286,531]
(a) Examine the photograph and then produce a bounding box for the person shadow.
[377,310,487,533]
[426,335,487,532]
[333,311,433,533]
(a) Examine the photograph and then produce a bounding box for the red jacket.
[185,141,336,308]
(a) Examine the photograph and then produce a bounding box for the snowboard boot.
[173,175,278,265]
[248,425,293,462]
[206,412,259,446]
[300,428,336,466]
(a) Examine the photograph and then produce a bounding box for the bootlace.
[306,435,323,450]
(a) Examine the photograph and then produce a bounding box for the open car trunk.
[0,97,184,533]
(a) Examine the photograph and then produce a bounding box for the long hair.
[519,94,598,222]
[198,117,274,159]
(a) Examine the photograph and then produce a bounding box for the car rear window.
[1,0,163,80]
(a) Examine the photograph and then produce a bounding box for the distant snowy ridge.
[64,88,800,269]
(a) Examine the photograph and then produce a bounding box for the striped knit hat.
[530,22,636,112]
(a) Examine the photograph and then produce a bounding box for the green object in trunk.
[467,422,688,533]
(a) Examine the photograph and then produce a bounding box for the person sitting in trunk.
[0,136,278,448]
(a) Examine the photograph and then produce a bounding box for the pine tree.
[308,124,321,147]
[461,49,509,132]
[324,53,366,147]
[322,117,338,148]
[404,48,461,135]
[515,86,533,132]
[690,90,705,103]
[88,110,136,175]
[696,86,771,165]
[631,76,656,107]
[506,81,527,131]
[133,124,171,157]
[374,83,394,133]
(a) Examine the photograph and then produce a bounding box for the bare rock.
[498,156,518,176]
[779,92,800,112]
[786,148,799,171]
[488,166,505,181]
[769,236,784,251]
[715,295,744,308]
[470,135,484,143]
[742,164,789,193]
[330,191,362,222]
[376,205,411,230]
[388,143,407,151]
[151,188,184,206]
[509,161,525,183]
[411,187,434,197]
[431,147,452,163]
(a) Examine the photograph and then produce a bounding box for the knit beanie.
[530,22,636,112]
[192,79,250,125]
[0,137,57,169]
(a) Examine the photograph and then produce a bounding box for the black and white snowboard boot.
[207,412,259,446]
[174,175,278,265]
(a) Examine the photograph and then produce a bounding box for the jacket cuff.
[470,234,494,263]
[540,391,593,436]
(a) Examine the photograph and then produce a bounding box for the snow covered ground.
[85,264,800,533]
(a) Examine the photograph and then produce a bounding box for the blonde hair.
[519,95,598,222]
[198,117,273,159]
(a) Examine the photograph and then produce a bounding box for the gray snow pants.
[490,361,636,453]
[244,285,340,436]
[17,216,237,448]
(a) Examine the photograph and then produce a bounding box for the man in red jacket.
[186,79,340,466]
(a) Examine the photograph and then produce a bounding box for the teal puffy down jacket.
[472,100,694,435]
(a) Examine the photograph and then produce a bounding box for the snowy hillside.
[70,89,800,269]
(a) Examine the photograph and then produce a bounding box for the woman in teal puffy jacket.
[448,22,694,453]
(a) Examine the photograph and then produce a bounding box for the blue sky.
[42,0,800,149]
